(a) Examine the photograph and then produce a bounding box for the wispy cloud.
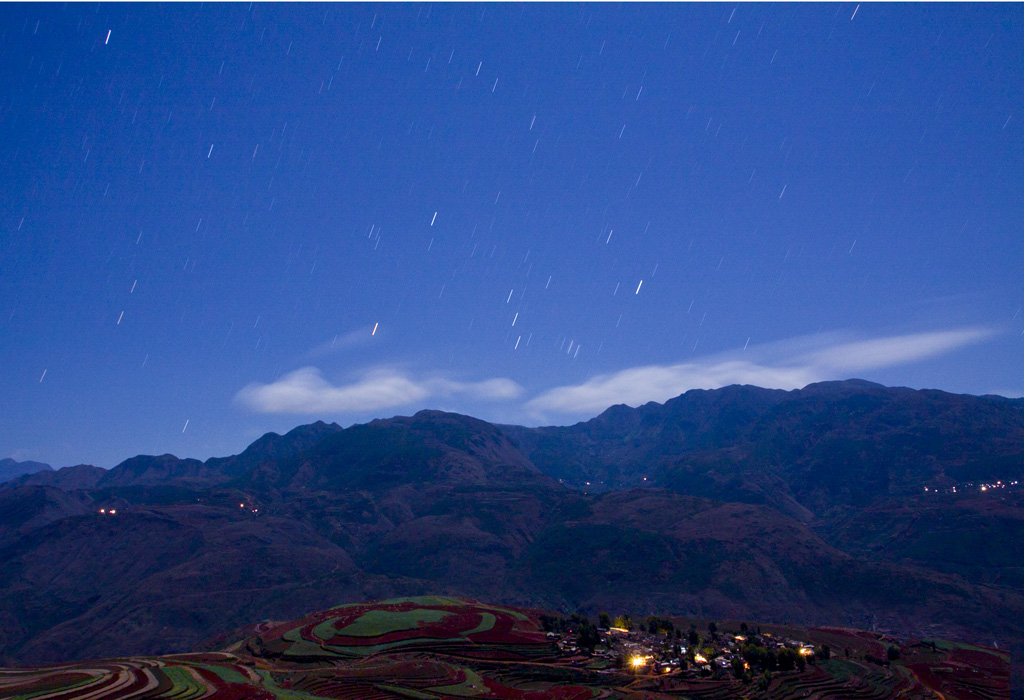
[792,328,993,372]
[527,327,995,416]
[302,326,378,360]
[236,367,523,415]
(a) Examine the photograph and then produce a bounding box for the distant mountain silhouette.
[1,379,1022,681]
[0,458,52,484]
[10,464,106,490]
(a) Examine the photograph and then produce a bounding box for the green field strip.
[316,635,474,658]
[311,618,341,642]
[277,628,346,659]
[282,627,309,644]
[425,667,487,697]
[153,666,209,699]
[375,596,469,608]
[462,603,532,622]
[281,642,344,659]
[462,613,496,637]
[336,609,452,638]
[174,661,252,686]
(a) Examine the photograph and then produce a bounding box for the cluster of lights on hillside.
[923,480,1019,495]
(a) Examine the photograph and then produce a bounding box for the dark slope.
[504,384,790,491]
[515,489,1021,649]
[0,485,93,547]
[504,380,1024,517]
[239,410,551,495]
[0,504,369,663]
[204,419,343,479]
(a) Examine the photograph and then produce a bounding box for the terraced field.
[0,598,1008,699]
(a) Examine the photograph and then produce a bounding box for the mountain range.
[2,379,1022,690]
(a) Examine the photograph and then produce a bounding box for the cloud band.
[236,367,523,415]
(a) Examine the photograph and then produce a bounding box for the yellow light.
[799,647,813,656]
[631,656,646,668]
[694,654,707,664]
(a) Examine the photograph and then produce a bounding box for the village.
[541,613,822,685]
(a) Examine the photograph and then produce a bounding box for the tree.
[570,612,588,627]
[688,629,700,646]
[598,612,611,629]
[740,622,749,633]
[743,644,767,669]
[777,648,797,672]
[819,644,831,660]
[576,621,600,653]
[731,657,746,680]
[708,621,718,635]
[887,645,901,662]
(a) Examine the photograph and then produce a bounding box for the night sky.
[2,3,1022,469]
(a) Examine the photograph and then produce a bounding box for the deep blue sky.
[2,3,1022,469]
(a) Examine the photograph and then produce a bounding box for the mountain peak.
[799,378,887,394]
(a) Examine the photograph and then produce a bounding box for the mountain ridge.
[1,378,1022,687]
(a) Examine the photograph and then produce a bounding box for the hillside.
[1,380,1022,691]
[503,380,1024,515]
[0,596,1008,700]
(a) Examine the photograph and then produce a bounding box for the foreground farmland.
[0,596,1008,699]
